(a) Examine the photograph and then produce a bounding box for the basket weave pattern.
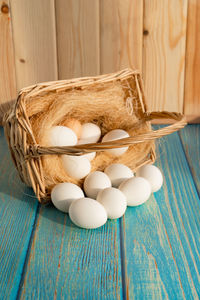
[3,69,186,203]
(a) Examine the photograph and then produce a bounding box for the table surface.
[0,125,199,300]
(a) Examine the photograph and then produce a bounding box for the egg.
[81,152,96,161]
[63,118,82,138]
[69,197,107,229]
[49,126,77,147]
[84,171,111,199]
[119,177,151,206]
[102,129,129,156]
[62,155,91,179]
[51,182,84,213]
[136,164,163,192]
[96,187,127,219]
[104,163,133,187]
[78,123,101,144]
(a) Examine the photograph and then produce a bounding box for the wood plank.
[10,0,57,90]
[18,208,122,299]
[143,0,188,112]
[184,115,200,124]
[184,0,200,119]
[0,0,17,125]
[123,126,200,299]
[56,0,100,79]
[100,0,143,73]
[179,125,200,195]
[0,127,38,299]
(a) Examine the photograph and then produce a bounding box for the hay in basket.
[3,69,187,203]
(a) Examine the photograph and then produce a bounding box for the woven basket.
[3,69,186,203]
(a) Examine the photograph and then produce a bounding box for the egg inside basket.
[3,69,186,203]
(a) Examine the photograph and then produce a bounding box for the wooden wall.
[0,0,199,124]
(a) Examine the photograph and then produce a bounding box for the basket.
[3,69,186,203]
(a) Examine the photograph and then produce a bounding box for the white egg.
[96,187,127,219]
[51,182,84,213]
[78,123,101,144]
[62,155,91,179]
[104,163,133,187]
[84,171,111,199]
[49,126,77,147]
[102,129,129,156]
[69,197,107,229]
[136,164,163,192]
[119,177,151,206]
[81,152,96,161]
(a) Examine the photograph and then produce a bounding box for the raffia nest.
[3,69,186,203]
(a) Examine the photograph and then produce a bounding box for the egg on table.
[49,125,77,147]
[119,177,151,206]
[62,155,91,179]
[69,197,107,229]
[51,182,84,213]
[104,163,133,187]
[102,129,129,156]
[84,171,111,199]
[97,187,127,219]
[78,122,101,144]
[136,164,163,192]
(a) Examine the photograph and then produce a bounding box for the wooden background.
[0,0,200,123]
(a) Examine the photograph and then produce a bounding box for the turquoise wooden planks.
[0,127,38,299]
[179,125,200,195]
[18,205,122,299]
[123,128,200,299]
[2,125,199,299]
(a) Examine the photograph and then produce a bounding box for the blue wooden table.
[0,125,199,300]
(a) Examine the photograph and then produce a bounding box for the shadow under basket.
[3,69,187,204]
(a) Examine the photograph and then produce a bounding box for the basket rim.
[8,68,147,144]
[18,68,141,98]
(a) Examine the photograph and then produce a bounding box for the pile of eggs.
[49,119,163,229]
[49,118,131,179]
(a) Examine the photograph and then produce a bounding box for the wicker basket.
[3,69,186,203]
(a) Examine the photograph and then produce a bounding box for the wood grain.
[56,0,100,79]
[123,126,200,299]
[184,0,200,120]
[100,0,143,73]
[18,207,122,299]
[0,127,38,299]
[143,0,188,112]
[10,0,57,90]
[0,0,17,125]
[1,0,200,121]
[179,125,200,195]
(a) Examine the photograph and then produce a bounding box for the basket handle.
[26,111,187,159]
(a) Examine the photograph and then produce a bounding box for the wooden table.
[0,125,199,300]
